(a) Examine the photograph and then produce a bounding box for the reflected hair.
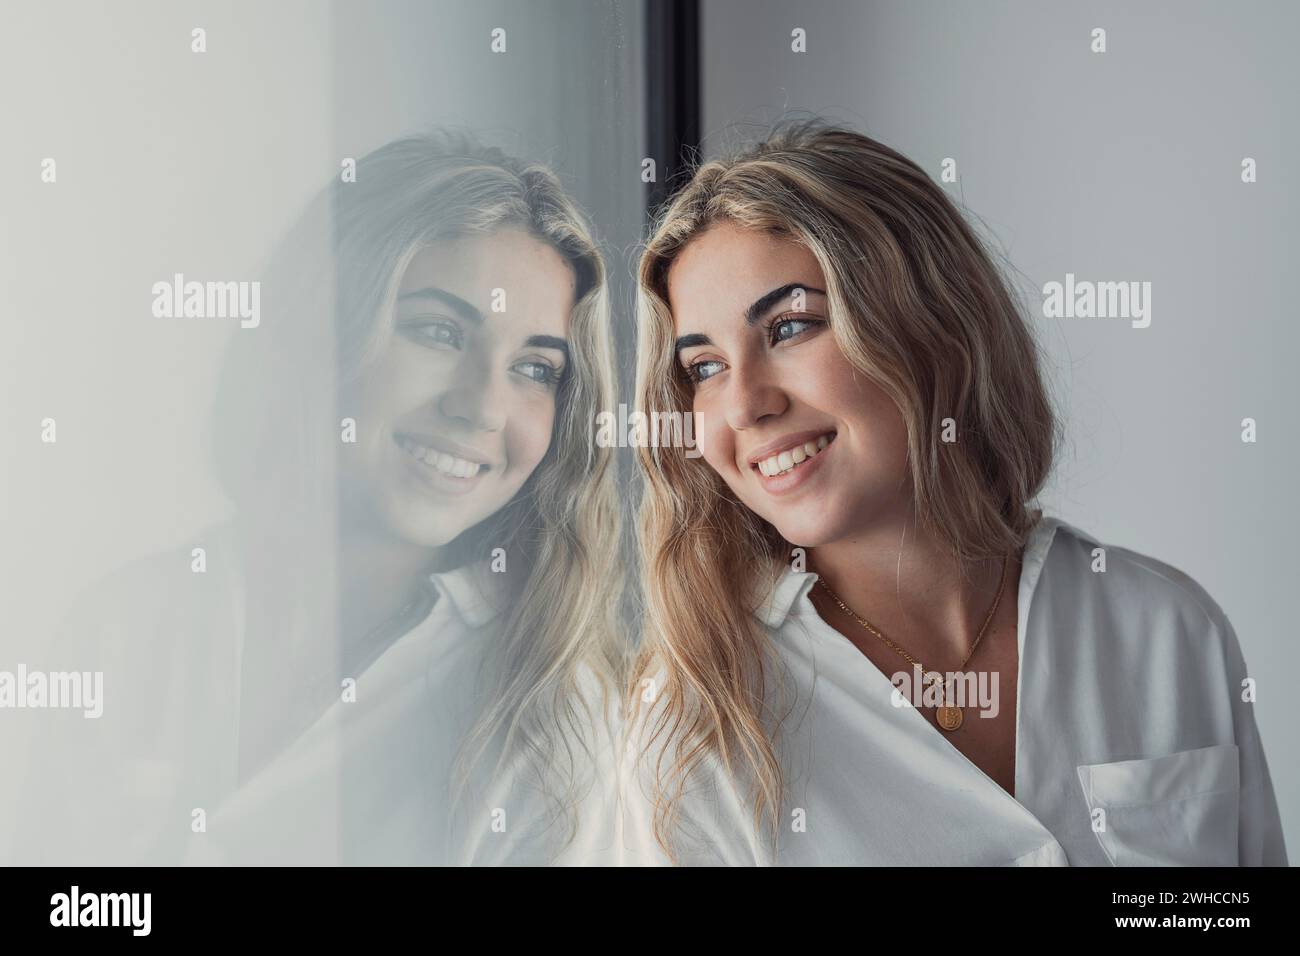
[210,129,622,853]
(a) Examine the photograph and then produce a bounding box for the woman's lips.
[751,432,836,495]
[753,432,835,476]
[393,433,489,496]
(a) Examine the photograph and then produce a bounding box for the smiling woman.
[625,119,1287,867]
[340,229,579,546]
[202,132,627,865]
[11,130,625,866]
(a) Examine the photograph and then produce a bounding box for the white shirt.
[188,560,502,865]
[621,514,1289,866]
[6,518,620,866]
[192,560,622,866]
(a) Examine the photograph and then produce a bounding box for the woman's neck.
[807,512,1013,668]
[337,519,439,644]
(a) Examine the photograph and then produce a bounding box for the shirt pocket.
[1076,743,1240,866]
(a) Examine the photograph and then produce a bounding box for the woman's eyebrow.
[525,334,570,362]
[674,283,826,355]
[744,283,826,326]
[674,332,711,355]
[396,287,482,323]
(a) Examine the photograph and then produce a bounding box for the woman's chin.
[371,498,471,549]
[772,519,839,551]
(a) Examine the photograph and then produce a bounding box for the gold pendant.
[936,704,963,732]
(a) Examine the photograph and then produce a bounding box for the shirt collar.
[1016,512,1061,607]
[754,511,1062,630]
[755,565,821,629]
[425,560,505,629]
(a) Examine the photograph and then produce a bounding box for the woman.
[202,130,628,866]
[12,131,624,866]
[624,120,1288,866]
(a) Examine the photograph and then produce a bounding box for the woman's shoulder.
[1035,514,1235,641]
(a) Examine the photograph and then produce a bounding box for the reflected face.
[341,227,576,547]
[667,221,911,547]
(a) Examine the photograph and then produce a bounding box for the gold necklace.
[814,556,1009,732]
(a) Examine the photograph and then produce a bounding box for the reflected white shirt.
[193,560,619,866]
[186,561,498,864]
[621,514,1288,866]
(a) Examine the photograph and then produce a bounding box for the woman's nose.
[724,361,788,430]
[437,354,508,432]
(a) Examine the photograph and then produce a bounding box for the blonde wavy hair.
[213,129,623,853]
[629,119,1058,858]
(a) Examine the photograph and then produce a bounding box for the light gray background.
[700,0,1298,852]
[0,0,646,838]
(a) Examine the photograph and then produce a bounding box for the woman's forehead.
[397,233,577,331]
[666,226,826,328]
[401,231,574,292]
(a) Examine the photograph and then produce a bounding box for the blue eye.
[683,359,724,384]
[514,360,565,387]
[399,317,463,349]
[769,314,822,344]
[679,314,824,386]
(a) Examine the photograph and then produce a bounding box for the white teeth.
[756,432,835,477]
[398,437,483,478]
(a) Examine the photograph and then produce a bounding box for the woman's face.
[667,220,911,548]
[341,227,576,547]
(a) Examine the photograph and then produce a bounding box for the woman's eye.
[399,317,463,349]
[514,360,564,387]
[679,316,822,385]
[769,315,823,344]
[683,359,724,384]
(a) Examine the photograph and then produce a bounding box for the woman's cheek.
[512,404,557,477]
[687,391,721,470]
[700,426,736,483]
